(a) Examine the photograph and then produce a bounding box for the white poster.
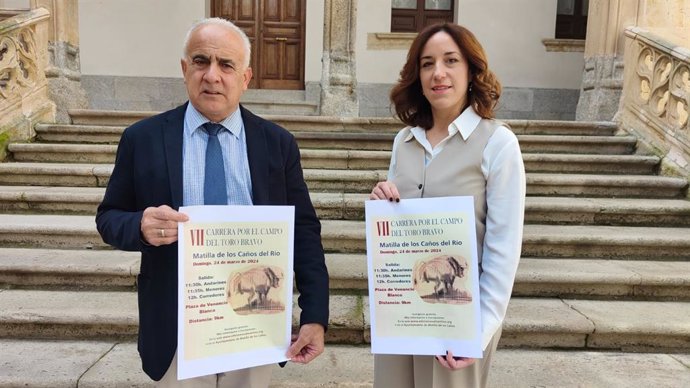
[365,196,482,357]
[177,205,294,380]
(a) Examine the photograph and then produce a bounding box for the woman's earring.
[468,82,473,93]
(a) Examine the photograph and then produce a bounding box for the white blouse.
[387,106,526,350]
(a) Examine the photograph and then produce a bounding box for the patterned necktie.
[202,123,227,205]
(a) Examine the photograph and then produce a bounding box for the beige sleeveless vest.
[390,119,503,264]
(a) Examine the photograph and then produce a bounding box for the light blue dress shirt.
[182,104,253,206]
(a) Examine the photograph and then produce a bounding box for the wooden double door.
[212,0,306,90]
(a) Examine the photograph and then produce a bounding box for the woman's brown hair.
[390,23,501,129]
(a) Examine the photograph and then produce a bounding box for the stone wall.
[357,84,579,120]
[80,75,579,120]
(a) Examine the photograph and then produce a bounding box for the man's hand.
[140,205,189,246]
[369,181,400,202]
[435,351,476,370]
[286,323,325,364]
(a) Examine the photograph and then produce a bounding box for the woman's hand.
[369,181,400,202]
[435,351,476,370]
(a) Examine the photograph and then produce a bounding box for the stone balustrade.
[620,27,690,181]
[0,7,55,160]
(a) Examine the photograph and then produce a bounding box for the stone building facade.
[1,0,689,177]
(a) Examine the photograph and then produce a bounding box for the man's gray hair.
[182,17,252,68]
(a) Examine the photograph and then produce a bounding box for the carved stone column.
[576,0,640,121]
[31,0,87,123]
[320,0,358,117]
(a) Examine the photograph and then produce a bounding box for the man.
[96,18,329,387]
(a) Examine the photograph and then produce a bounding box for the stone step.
[0,186,103,214]
[1,215,690,259]
[34,124,633,154]
[319,220,690,259]
[68,110,156,126]
[315,194,690,226]
[0,162,111,187]
[2,188,689,227]
[293,133,637,154]
[240,100,319,116]
[34,121,618,145]
[66,109,618,136]
[0,214,106,249]
[2,341,687,388]
[511,258,690,300]
[319,195,690,226]
[523,196,690,226]
[3,248,687,300]
[517,135,637,155]
[0,289,688,351]
[241,90,319,116]
[519,224,690,260]
[309,172,688,197]
[9,143,118,164]
[241,88,311,102]
[522,153,658,175]
[3,163,684,197]
[279,347,690,387]
[268,117,619,137]
[35,124,124,144]
[0,248,138,290]
[0,289,138,340]
[500,298,690,351]
[328,255,690,300]
[525,173,687,198]
[9,143,660,175]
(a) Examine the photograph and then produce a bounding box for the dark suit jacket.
[96,103,329,381]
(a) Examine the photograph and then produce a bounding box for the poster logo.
[376,221,390,236]
[190,229,204,246]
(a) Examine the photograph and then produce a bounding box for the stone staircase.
[1,111,690,387]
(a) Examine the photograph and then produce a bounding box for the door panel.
[264,0,280,19]
[262,41,280,79]
[285,42,300,80]
[239,0,255,18]
[212,0,305,90]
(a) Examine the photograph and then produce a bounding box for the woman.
[369,23,526,388]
